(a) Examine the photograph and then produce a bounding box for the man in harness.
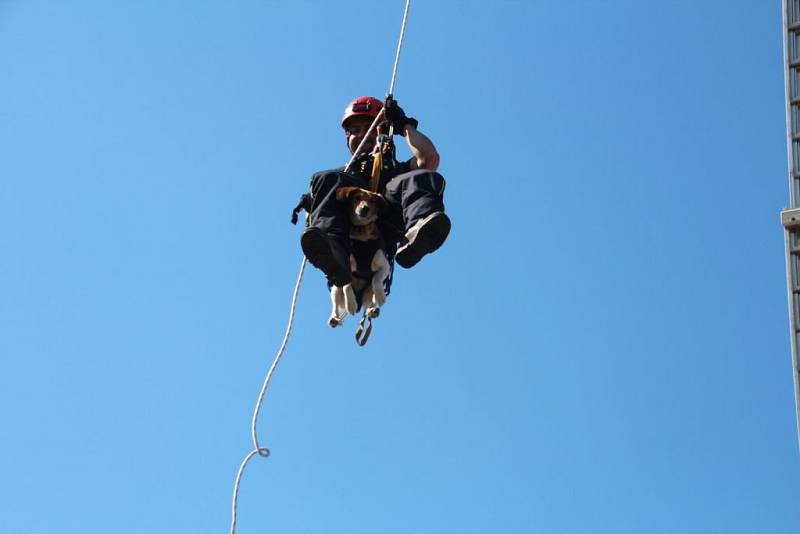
[301,96,450,288]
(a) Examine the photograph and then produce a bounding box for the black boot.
[301,227,352,286]
[395,212,451,269]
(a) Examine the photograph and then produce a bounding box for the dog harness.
[350,229,389,283]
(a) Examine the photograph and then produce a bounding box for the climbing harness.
[369,133,397,192]
[370,145,383,192]
[229,1,413,532]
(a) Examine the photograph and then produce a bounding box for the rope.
[346,0,412,162]
[229,2,413,531]
[388,0,412,98]
[343,109,385,173]
[230,257,307,534]
[387,0,411,138]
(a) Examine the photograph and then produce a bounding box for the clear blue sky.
[1,1,798,533]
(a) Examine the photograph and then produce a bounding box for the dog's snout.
[356,202,371,217]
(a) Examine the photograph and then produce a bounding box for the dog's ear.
[335,186,359,201]
[369,191,389,211]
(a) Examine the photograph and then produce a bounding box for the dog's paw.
[365,306,380,319]
[371,281,386,306]
[373,288,386,307]
[344,285,359,315]
[328,315,344,328]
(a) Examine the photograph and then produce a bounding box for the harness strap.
[355,313,373,346]
[370,150,382,192]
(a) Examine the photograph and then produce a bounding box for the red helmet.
[341,96,383,128]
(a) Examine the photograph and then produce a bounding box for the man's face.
[344,116,377,156]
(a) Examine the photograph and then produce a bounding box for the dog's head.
[336,187,387,226]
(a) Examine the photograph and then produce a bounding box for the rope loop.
[230,257,307,534]
[355,312,374,346]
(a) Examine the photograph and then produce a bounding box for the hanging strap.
[370,149,383,192]
[355,312,373,346]
[355,306,381,347]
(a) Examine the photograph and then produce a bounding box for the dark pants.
[307,168,447,249]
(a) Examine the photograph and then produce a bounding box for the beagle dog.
[328,186,392,328]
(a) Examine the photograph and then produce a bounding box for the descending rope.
[229,2,412,531]
[346,0,412,160]
[344,108,385,173]
[230,258,307,534]
[388,0,411,137]
[388,0,411,98]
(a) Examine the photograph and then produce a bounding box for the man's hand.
[383,97,418,136]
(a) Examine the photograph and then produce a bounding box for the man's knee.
[310,170,368,196]
[388,169,446,198]
[310,170,344,194]
[418,171,445,196]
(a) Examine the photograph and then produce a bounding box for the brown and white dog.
[328,186,392,328]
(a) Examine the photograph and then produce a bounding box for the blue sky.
[1,1,798,533]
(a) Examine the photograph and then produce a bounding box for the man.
[301,96,450,287]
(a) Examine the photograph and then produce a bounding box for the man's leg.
[383,169,450,269]
[301,170,368,286]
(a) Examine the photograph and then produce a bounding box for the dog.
[328,186,392,329]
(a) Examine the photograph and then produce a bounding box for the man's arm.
[403,124,440,171]
[383,97,440,171]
